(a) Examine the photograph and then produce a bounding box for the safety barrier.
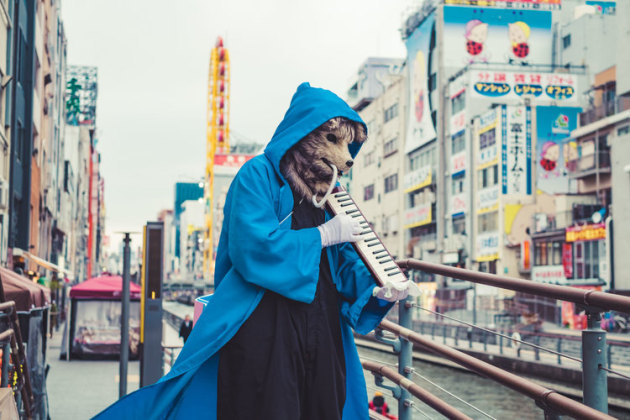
[361,258,630,420]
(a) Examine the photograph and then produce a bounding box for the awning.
[13,248,73,280]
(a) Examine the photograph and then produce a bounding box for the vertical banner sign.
[562,243,573,279]
[536,106,581,194]
[502,106,532,195]
[405,13,437,153]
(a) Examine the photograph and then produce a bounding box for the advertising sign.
[404,166,432,192]
[520,240,531,272]
[477,109,499,167]
[451,150,466,175]
[566,223,606,242]
[536,106,581,194]
[443,6,552,72]
[405,13,437,153]
[451,193,467,216]
[477,185,500,212]
[404,204,432,229]
[451,110,467,135]
[214,153,255,167]
[469,71,578,104]
[501,105,532,196]
[476,232,499,261]
[532,265,566,284]
[445,0,561,10]
[562,243,573,279]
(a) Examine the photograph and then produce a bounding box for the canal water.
[358,345,630,419]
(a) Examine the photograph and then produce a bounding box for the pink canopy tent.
[70,275,141,300]
[66,275,142,358]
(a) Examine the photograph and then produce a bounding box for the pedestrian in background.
[179,314,193,343]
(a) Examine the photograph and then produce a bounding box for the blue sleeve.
[227,163,322,303]
[335,242,394,335]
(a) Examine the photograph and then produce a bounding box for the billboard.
[535,106,581,194]
[214,153,255,167]
[476,108,499,167]
[501,105,532,195]
[405,13,437,153]
[443,6,552,70]
[445,0,561,10]
[469,71,578,104]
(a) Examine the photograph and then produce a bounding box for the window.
[562,34,571,49]
[451,91,466,115]
[363,184,374,201]
[384,103,399,123]
[573,241,602,280]
[363,151,375,167]
[478,211,498,233]
[479,261,497,274]
[451,174,464,195]
[384,137,398,157]
[453,215,465,234]
[618,125,630,136]
[452,131,465,154]
[478,164,499,189]
[534,241,564,266]
[409,147,436,171]
[479,128,496,150]
[384,174,398,193]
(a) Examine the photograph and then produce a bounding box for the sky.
[61,0,413,250]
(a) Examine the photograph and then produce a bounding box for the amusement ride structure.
[203,37,230,280]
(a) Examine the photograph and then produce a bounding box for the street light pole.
[119,233,132,398]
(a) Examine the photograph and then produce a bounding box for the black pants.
[217,256,346,419]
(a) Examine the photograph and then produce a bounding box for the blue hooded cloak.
[94,82,393,419]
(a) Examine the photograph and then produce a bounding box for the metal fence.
[361,259,630,420]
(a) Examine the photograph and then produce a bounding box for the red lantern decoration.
[219,97,225,109]
[218,131,224,143]
[216,37,223,48]
[219,80,225,93]
[219,63,226,76]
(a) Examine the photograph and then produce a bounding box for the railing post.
[467,327,473,349]
[499,333,503,355]
[557,338,562,365]
[534,335,540,361]
[607,344,612,369]
[0,342,9,387]
[582,310,608,414]
[398,297,413,420]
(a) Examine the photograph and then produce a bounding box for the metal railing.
[0,301,34,418]
[361,258,630,420]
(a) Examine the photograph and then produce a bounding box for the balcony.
[579,96,630,126]
[567,151,610,179]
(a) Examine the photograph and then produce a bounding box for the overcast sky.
[61,0,413,250]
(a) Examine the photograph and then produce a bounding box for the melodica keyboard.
[325,186,410,288]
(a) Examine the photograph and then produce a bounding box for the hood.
[264,82,367,177]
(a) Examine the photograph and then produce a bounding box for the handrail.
[379,319,615,420]
[397,259,630,314]
[361,359,473,420]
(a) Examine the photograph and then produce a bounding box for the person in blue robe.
[93,82,410,420]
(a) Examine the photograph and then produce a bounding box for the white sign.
[501,105,532,196]
[404,166,432,191]
[404,204,432,227]
[477,232,499,258]
[451,193,466,215]
[469,71,578,104]
[477,185,500,211]
[532,265,566,284]
[451,151,466,174]
[450,110,466,135]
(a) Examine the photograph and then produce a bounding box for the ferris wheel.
[204,36,230,280]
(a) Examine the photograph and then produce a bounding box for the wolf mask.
[280,117,367,203]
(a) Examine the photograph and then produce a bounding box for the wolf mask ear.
[354,121,367,144]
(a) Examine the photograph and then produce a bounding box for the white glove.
[373,278,416,302]
[318,214,363,248]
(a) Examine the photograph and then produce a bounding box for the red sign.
[562,243,573,279]
[565,223,606,242]
[214,154,255,168]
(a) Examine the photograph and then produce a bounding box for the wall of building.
[610,116,630,291]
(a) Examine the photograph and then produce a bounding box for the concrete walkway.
[46,320,181,419]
